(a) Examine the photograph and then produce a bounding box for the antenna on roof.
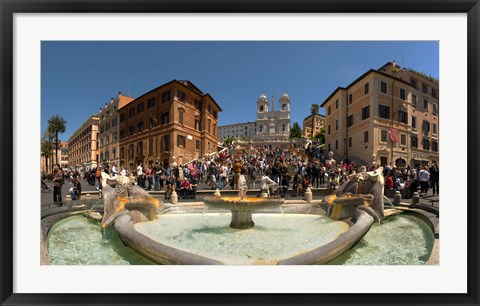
[401,57,405,69]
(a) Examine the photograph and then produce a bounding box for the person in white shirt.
[418,165,430,196]
[137,163,144,188]
[111,163,118,176]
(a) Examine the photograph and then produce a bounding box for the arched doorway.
[395,158,406,168]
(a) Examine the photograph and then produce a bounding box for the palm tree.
[310,103,320,139]
[42,129,55,172]
[47,115,67,167]
[41,139,52,173]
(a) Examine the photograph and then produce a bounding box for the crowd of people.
[382,162,439,197]
[41,141,439,203]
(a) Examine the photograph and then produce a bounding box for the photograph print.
[41,41,439,266]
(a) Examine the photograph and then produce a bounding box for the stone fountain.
[203,175,284,229]
[321,167,399,222]
[44,163,436,265]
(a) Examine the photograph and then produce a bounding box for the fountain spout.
[238,175,248,200]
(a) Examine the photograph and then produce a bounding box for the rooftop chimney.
[271,95,274,112]
[99,108,102,113]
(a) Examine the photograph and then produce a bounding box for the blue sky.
[41,41,438,140]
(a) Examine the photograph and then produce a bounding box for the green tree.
[223,137,235,145]
[313,126,326,144]
[289,122,303,139]
[41,139,52,174]
[42,129,55,172]
[47,115,67,167]
[310,103,320,139]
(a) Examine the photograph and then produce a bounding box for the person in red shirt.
[180,177,191,199]
[385,173,394,189]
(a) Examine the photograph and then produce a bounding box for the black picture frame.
[1,1,479,305]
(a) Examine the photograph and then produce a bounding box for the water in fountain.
[89,199,103,211]
[328,213,435,265]
[202,206,208,221]
[134,213,350,265]
[47,215,154,265]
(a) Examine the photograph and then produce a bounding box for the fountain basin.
[132,212,351,265]
[43,204,436,265]
[203,196,285,229]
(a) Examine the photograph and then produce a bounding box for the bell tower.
[279,92,290,113]
[257,94,268,114]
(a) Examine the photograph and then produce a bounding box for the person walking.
[429,162,439,195]
[312,162,321,188]
[137,162,144,188]
[146,166,153,190]
[52,163,63,204]
[70,175,82,200]
[153,162,160,191]
[418,165,430,196]
[95,165,103,198]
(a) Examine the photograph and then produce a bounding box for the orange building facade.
[67,115,100,172]
[322,61,439,168]
[303,114,326,138]
[40,141,69,173]
[98,92,134,168]
[118,80,222,171]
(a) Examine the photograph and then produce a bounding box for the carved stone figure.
[332,167,385,220]
[233,159,243,189]
[238,175,248,200]
[261,175,277,196]
[325,151,337,172]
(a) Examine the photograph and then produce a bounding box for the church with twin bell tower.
[254,93,291,141]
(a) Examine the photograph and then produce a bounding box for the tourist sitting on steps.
[280,172,291,198]
[164,175,175,200]
[293,173,303,197]
[179,177,191,199]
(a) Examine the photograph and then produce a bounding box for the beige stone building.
[118,80,222,171]
[303,114,326,138]
[321,61,439,168]
[58,141,69,169]
[68,115,100,172]
[98,92,134,168]
[40,141,69,173]
[218,121,256,142]
[218,93,291,143]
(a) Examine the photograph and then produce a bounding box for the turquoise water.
[135,213,349,265]
[47,215,154,265]
[328,213,435,265]
[46,213,435,265]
